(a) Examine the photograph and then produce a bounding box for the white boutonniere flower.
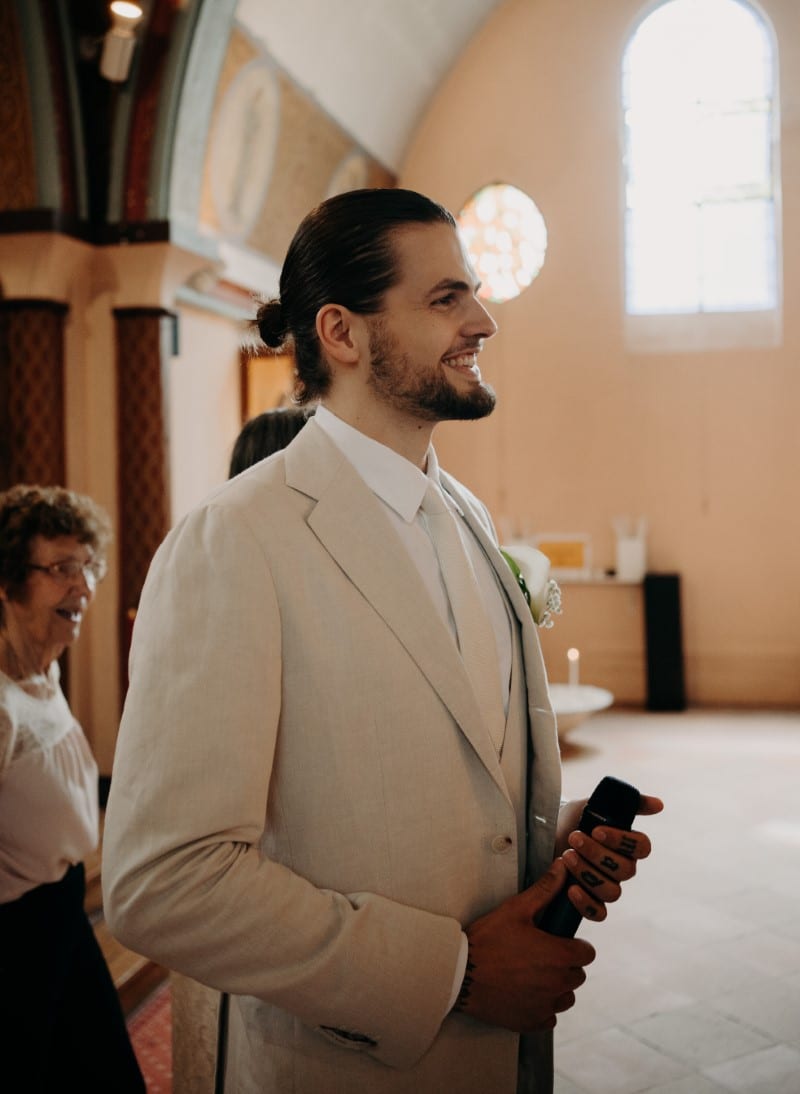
[501,545,562,628]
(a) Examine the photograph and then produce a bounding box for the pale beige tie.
[421,482,506,753]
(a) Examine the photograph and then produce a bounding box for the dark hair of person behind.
[0,484,112,610]
[255,188,455,405]
[228,406,314,479]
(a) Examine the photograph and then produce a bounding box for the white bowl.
[548,683,614,737]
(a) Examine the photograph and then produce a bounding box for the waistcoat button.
[491,835,513,854]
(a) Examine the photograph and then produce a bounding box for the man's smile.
[442,351,482,380]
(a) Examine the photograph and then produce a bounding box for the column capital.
[0,232,93,301]
[0,232,217,311]
[98,240,220,311]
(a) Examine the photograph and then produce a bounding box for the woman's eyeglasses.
[27,559,107,584]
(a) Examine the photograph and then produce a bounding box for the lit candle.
[567,647,580,687]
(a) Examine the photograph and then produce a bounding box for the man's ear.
[316,304,364,366]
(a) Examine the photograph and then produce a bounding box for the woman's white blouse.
[0,662,98,903]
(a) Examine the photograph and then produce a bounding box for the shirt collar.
[314,405,439,522]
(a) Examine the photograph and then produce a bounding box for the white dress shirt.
[314,406,511,710]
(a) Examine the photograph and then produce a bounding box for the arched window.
[622,0,780,351]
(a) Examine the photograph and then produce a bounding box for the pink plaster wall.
[401,0,800,706]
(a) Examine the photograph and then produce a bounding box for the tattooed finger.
[619,835,637,858]
[579,870,603,890]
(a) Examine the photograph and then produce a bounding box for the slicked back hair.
[255,188,455,404]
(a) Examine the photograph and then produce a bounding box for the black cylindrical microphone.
[538,775,641,938]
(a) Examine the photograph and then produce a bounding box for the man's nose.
[465,296,498,340]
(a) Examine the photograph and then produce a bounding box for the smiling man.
[103,189,661,1094]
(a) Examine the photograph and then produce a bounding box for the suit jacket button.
[491,835,513,854]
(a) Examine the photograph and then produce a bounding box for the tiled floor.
[554,708,800,1094]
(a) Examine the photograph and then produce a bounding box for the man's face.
[365,222,498,423]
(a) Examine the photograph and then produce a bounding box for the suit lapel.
[439,473,560,775]
[438,472,533,631]
[285,424,508,795]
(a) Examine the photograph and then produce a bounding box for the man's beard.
[366,321,496,422]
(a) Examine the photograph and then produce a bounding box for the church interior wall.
[400,0,800,707]
[168,305,243,522]
[3,0,798,779]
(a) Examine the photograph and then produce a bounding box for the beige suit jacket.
[102,420,561,1092]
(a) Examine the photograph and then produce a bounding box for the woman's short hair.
[0,484,112,608]
[255,188,455,405]
[228,407,313,479]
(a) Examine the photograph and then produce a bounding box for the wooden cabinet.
[538,574,686,710]
[538,577,647,706]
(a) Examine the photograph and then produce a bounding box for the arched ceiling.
[235,0,507,171]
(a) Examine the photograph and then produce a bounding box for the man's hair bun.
[256,299,288,349]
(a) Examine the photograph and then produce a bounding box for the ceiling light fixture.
[100,2,144,83]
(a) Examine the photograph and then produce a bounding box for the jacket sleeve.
[101,500,463,1070]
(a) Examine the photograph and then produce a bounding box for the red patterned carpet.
[127,981,172,1092]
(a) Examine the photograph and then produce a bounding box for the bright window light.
[623,0,779,317]
[457,184,547,303]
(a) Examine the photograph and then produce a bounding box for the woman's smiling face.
[0,535,97,671]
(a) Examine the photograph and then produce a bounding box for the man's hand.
[556,793,664,923]
[456,861,596,1032]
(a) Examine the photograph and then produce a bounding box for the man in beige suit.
[103,189,661,1093]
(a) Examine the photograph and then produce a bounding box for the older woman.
[0,484,144,1092]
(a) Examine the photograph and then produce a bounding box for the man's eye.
[433,293,456,307]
